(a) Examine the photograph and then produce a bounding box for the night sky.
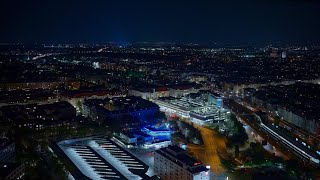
[0,0,320,45]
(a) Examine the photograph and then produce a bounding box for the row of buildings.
[0,101,78,130]
[83,96,160,128]
[249,83,320,135]
[128,83,203,100]
[0,138,25,179]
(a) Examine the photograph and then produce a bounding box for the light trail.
[260,123,320,165]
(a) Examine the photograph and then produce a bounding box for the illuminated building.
[155,93,229,125]
[154,145,210,180]
[92,62,100,69]
[115,130,171,149]
[141,126,171,137]
[208,92,223,108]
[169,86,200,98]
[114,124,171,149]
[281,51,287,58]
[154,97,200,118]
[83,96,159,125]
[251,83,320,135]
[189,107,229,125]
[128,87,169,100]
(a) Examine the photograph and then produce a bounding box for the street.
[187,123,227,175]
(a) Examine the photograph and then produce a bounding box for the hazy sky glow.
[1,0,320,44]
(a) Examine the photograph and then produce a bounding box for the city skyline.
[1,1,320,180]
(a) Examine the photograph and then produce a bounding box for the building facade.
[154,146,210,180]
[83,96,160,125]
[0,138,15,163]
[128,88,169,100]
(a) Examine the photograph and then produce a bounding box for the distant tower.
[26,51,31,61]
[281,51,287,59]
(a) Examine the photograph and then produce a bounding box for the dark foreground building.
[0,162,25,179]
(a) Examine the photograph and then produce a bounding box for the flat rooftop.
[157,145,203,167]
[156,97,203,111]
[57,136,150,180]
[143,125,170,132]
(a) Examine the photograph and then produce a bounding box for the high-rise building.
[154,145,210,180]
